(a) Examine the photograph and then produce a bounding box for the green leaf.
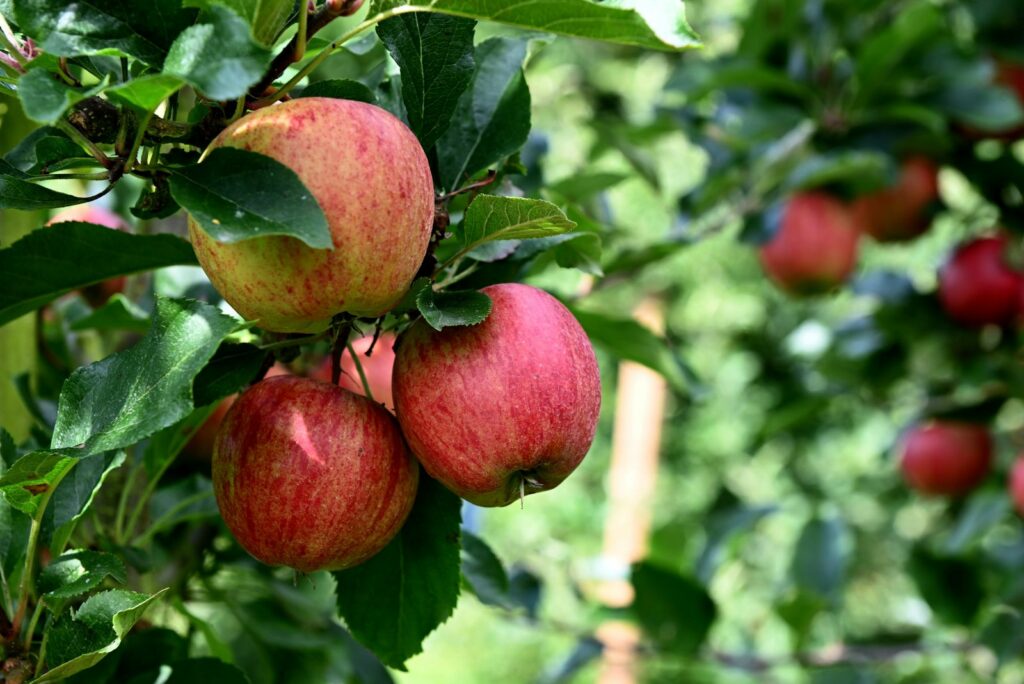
[298,79,378,104]
[547,172,629,202]
[69,295,151,333]
[551,233,603,276]
[570,308,697,395]
[942,489,1011,555]
[146,475,218,539]
[51,298,239,455]
[377,13,476,148]
[105,74,184,112]
[3,127,86,174]
[416,286,493,331]
[908,546,984,625]
[17,69,107,124]
[163,5,273,100]
[791,516,850,608]
[458,195,576,255]
[631,561,716,655]
[192,343,268,407]
[334,475,462,670]
[36,588,168,682]
[0,450,76,516]
[169,148,332,249]
[696,501,776,584]
[185,0,295,46]
[150,658,251,683]
[0,434,31,595]
[38,550,128,612]
[460,531,510,608]
[13,0,197,67]
[41,451,125,553]
[437,38,531,191]
[0,158,91,210]
[0,222,198,326]
[369,0,700,51]
[784,151,891,194]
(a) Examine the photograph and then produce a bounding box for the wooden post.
[0,95,41,442]
[596,297,668,684]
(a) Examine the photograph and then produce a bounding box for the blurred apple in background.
[49,204,130,307]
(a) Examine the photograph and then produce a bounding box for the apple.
[188,98,434,334]
[311,332,397,412]
[851,157,940,242]
[899,421,992,496]
[212,375,418,571]
[938,234,1022,327]
[758,192,860,295]
[49,204,130,307]
[393,283,601,507]
[1009,457,1024,516]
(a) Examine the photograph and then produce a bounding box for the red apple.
[311,333,397,412]
[899,421,992,496]
[851,157,939,243]
[1009,457,1024,515]
[212,376,418,571]
[758,192,860,295]
[188,98,434,333]
[938,234,1022,327]
[49,205,130,307]
[393,283,601,507]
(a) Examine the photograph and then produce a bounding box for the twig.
[438,170,498,201]
[56,119,112,169]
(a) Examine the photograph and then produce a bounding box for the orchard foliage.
[2,0,1024,682]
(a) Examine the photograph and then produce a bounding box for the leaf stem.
[22,600,44,651]
[346,341,375,403]
[131,490,214,546]
[250,5,426,108]
[434,261,479,290]
[124,109,156,174]
[56,119,112,169]
[258,330,329,350]
[114,459,141,544]
[294,1,310,62]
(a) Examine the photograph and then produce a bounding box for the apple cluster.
[180,98,601,573]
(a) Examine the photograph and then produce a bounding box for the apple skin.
[758,192,860,295]
[900,422,992,496]
[851,157,939,243]
[311,333,397,412]
[188,98,434,334]
[49,205,129,307]
[393,283,601,507]
[212,375,418,572]
[1009,457,1024,516]
[938,235,1022,327]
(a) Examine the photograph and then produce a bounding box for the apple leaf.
[51,297,239,456]
[12,0,197,67]
[437,37,531,192]
[41,451,126,553]
[169,148,332,249]
[0,450,78,517]
[184,0,294,47]
[298,79,378,104]
[416,286,493,331]
[69,295,152,334]
[334,475,463,670]
[0,221,199,326]
[38,550,128,613]
[460,531,510,608]
[191,343,268,407]
[368,0,700,51]
[377,13,477,148]
[458,195,576,255]
[17,68,108,125]
[631,562,716,655]
[3,127,88,174]
[36,588,168,682]
[0,158,93,211]
[163,5,273,100]
[105,74,185,112]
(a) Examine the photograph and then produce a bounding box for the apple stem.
[330,320,353,386]
[519,476,525,510]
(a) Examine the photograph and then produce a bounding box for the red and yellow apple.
[212,375,418,571]
[311,332,397,412]
[393,283,601,507]
[851,157,939,243]
[188,98,434,333]
[899,421,992,496]
[938,234,1022,327]
[49,204,130,307]
[758,192,860,295]
[1009,456,1024,516]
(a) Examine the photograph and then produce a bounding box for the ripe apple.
[212,375,418,571]
[49,205,129,307]
[311,332,397,412]
[1009,457,1024,516]
[899,421,992,496]
[188,98,434,334]
[758,192,860,295]
[851,157,939,242]
[393,283,601,507]
[938,234,1022,327]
